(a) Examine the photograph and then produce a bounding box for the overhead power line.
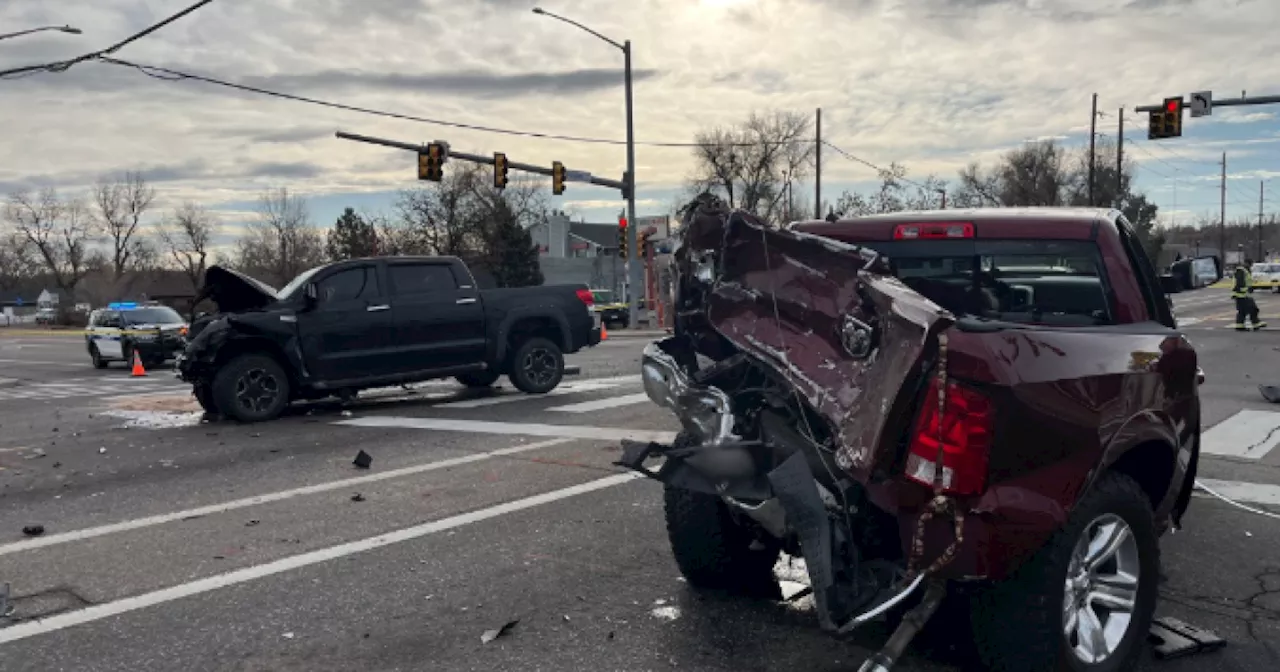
[0,0,214,79]
[821,140,932,190]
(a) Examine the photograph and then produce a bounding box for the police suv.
[85,302,189,369]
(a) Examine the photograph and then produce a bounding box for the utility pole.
[939,189,947,209]
[1260,181,1266,261]
[1088,93,1098,207]
[1116,107,1124,207]
[814,108,822,220]
[1220,153,1227,264]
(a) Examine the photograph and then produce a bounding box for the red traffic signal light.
[1165,98,1182,113]
[618,217,627,228]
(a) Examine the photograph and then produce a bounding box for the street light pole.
[0,25,82,42]
[532,7,641,328]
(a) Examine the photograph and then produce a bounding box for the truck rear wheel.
[211,353,291,423]
[664,485,781,596]
[456,370,501,388]
[507,337,563,394]
[970,472,1159,672]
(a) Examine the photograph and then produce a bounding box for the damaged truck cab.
[619,202,1199,672]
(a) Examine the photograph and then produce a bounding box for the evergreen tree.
[483,205,544,288]
[325,207,379,261]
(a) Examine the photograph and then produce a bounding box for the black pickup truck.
[177,256,601,422]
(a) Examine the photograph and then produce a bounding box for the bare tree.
[93,171,156,278]
[232,187,325,286]
[0,233,36,293]
[4,188,101,296]
[834,163,947,217]
[687,110,816,223]
[158,202,219,292]
[953,140,1073,207]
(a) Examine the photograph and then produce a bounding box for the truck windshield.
[867,240,1112,326]
[122,307,184,325]
[278,266,324,300]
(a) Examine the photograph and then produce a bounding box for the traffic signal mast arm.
[1136,92,1280,113]
[336,131,629,194]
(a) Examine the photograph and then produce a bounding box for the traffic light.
[618,216,628,258]
[552,161,566,196]
[493,152,508,190]
[1148,97,1184,140]
[418,142,444,181]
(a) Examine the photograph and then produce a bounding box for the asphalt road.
[1,295,1278,672]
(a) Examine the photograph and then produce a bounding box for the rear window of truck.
[864,239,1113,326]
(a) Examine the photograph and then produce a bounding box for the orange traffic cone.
[130,351,147,377]
[600,323,609,341]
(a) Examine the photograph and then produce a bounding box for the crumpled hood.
[672,204,954,483]
[198,265,280,314]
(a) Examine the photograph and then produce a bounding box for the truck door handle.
[456,298,477,305]
[366,304,390,312]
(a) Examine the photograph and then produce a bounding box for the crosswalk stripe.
[550,393,651,413]
[1201,409,1280,459]
[442,380,626,409]
[1196,478,1280,507]
[336,416,678,443]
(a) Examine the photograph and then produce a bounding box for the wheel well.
[213,338,295,387]
[1107,440,1176,510]
[506,317,565,355]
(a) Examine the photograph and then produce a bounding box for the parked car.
[33,307,56,325]
[619,203,1199,671]
[85,302,189,369]
[589,289,630,328]
[178,256,602,422]
[1251,261,1280,291]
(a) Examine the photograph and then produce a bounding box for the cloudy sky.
[1,0,1278,251]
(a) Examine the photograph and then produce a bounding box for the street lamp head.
[59,25,82,34]
[532,7,545,14]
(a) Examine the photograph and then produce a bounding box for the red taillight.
[575,288,595,306]
[893,223,974,240]
[903,377,993,496]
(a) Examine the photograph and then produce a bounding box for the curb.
[604,331,669,339]
[0,329,82,337]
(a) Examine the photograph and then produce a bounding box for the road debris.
[98,447,106,454]
[1149,616,1226,659]
[351,493,366,502]
[480,619,519,644]
[341,410,353,417]
[282,632,295,639]
[650,606,681,621]
[1260,385,1280,403]
[246,520,260,527]
[22,525,45,537]
[352,450,372,469]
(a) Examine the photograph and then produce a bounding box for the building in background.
[526,212,675,306]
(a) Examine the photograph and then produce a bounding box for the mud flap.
[767,450,844,631]
[1149,616,1226,659]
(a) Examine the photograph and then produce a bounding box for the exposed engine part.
[855,580,947,672]
[719,492,788,539]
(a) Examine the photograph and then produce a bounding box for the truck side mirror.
[303,283,318,310]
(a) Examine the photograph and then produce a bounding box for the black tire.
[970,472,1159,672]
[507,337,563,394]
[89,345,108,369]
[456,370,501,388]
[663,483,781,595]
[210,353,291,423]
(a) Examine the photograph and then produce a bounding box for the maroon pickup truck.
[619,203,1200,671]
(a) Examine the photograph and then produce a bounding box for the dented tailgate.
[679,209,954,483]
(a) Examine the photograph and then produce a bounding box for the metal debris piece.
[98,447,106,454]
[1260,385,1280,403]
[341,410,353,417]
[246,520,260,527]
[1149,616,1226,659]
[351,493,366,502]
[352,450,372,469]
[480,619,519,644]
[22,525,45,537]
[282,632,295,639]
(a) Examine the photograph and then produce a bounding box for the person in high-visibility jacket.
[1233,258,1265,330]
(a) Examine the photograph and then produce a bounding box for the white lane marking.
[0,358,84,367]
[1195,478,1280,507]
[550,393,651,413]
[0,437,575,558]
[1201,410,1280,459]
[1176,317,1203,327]
[338,416,677,443]
[0,471,640,644]
[443,380,625,409]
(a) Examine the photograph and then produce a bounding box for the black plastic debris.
[351,493,366,502]
[353,450,372,469]
[246,520,260,527]
[1260,385,1280,403]
[22,525,45,537]
[480,619,519,644]
[1149,616,1226,659]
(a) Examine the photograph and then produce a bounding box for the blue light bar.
[107,302,138,310]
